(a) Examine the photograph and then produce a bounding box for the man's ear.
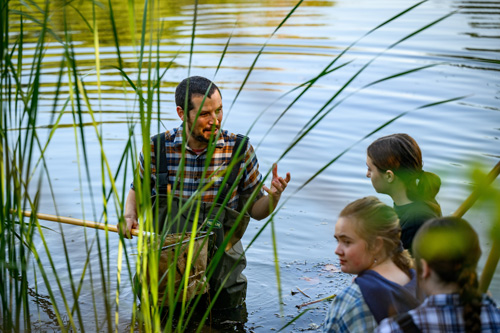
[177,106,185,121]
[385,170,395,183]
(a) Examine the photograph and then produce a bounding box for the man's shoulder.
[150,128,180,144]
[220,130,237,141]
[219,130,250,146]
[165,128,179,143]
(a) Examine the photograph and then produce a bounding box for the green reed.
[2,0,496,332]
[464,163,500,294]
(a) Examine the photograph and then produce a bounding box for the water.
[8,0,500,331]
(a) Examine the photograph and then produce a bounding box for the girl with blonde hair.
[323,196,420,332]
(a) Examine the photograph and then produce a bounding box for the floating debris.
[296,294,337,310]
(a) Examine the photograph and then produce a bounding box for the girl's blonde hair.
[339,196,413,276]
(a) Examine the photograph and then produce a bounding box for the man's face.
[178,90,223,149]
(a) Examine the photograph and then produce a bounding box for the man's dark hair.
[175,76,221,112]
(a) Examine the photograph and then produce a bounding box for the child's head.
[367,133,422,179]
[413,216,481,284]
[367,133,441,204]
[413,216,482,332]
[334,196,411,275]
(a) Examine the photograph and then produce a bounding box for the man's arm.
[120,137,154,239]
[121,188,138,238]
[250,163,291,220]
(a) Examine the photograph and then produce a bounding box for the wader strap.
[396,312,421,333]
[152,133,169,194]
[152,132,248,199]
[217,134,248,205]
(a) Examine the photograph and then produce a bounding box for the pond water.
[9,0,500,331]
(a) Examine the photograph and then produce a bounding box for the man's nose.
[209,112,219,125]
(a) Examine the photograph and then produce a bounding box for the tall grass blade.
[291,95,468,195]
[214,23,237,78]
[278,308,313,332]
[1,0,480,331]
[229,0,305,111]
[253,0,429,142]
[188,0,199,77]
[293,11,458,144]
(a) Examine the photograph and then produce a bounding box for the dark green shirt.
[394,200,441,251]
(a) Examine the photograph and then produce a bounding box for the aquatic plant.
[1,0,497,331]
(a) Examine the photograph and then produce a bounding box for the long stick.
[296,294,336,310]
[16,210,141,237]
[451,161,500,293]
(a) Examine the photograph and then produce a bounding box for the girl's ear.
[385,170,395,183]
[420,259,431,279]
[374,236,384,256]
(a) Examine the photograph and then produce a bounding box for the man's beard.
[193,132,209,144]
[187,118,217,144]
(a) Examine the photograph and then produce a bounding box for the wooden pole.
[16,210,141,237]
[451,161,500,294]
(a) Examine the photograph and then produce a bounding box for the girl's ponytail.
[457,268,482,333]
[410,170,442,215]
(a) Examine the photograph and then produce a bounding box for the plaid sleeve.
[241,142,264,200]
[375,317,404,333]
[130,138,157,191]
[323,283,377,333]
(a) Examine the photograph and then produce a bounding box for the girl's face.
[366,156,389,194]
[334,217,375,275]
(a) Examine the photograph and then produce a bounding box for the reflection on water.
[7,0,500,331]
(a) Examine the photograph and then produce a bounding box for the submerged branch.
[295,294,336,310]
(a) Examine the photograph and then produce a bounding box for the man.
[122,76,291,312]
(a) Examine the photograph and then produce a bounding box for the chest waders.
[151,133,251,309]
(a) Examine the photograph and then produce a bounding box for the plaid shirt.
[323,282,378,333]
[376,293,500,332]
[132,126,264,210]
